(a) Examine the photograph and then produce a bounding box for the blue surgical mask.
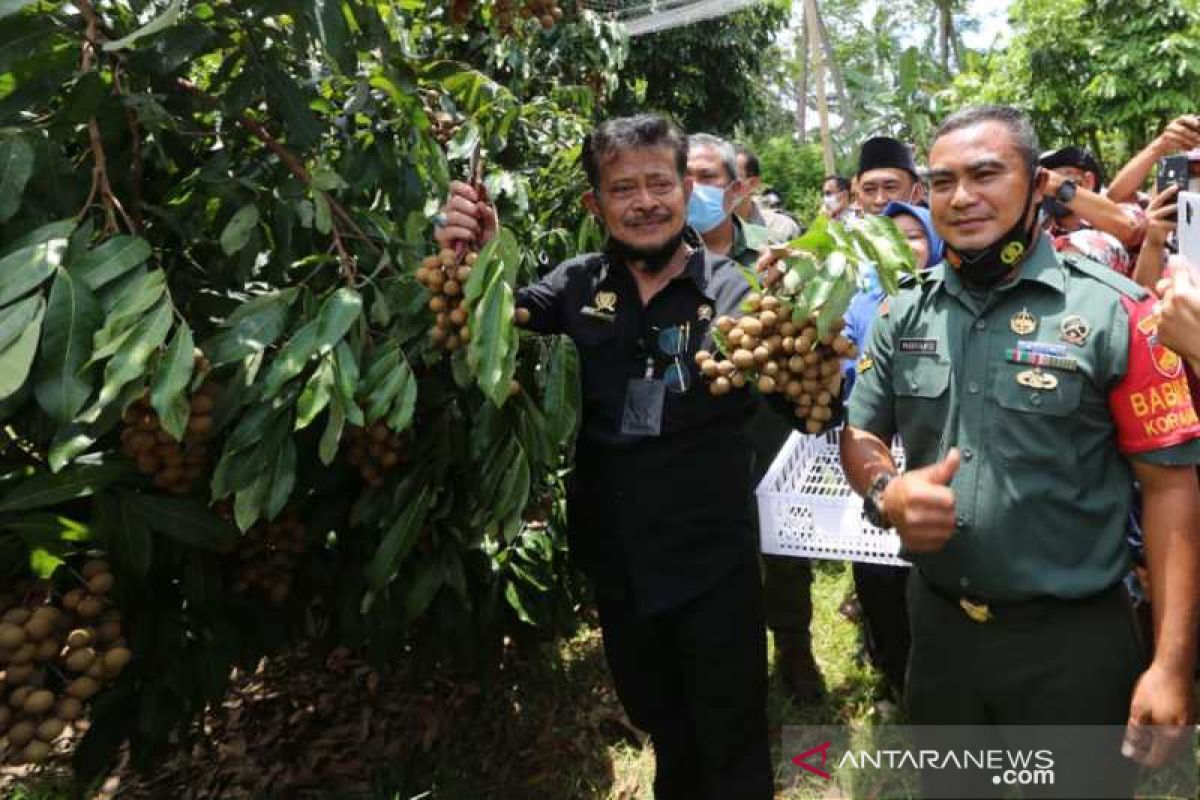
[687,183,729,234]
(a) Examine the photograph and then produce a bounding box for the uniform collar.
[730,215,768,267]
[938,232,1066,299]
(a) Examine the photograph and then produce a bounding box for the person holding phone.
[1132,184,1181,289]
[1107,115,1200,205]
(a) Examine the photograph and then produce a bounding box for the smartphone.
[1177,191,1200,264]
[1157,155,1190,194]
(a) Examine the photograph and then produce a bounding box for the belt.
[918,572,1122,624]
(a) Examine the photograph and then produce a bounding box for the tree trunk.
[937,0,952,73]
[814,3,851,133]
[796,12,809,144]
[805,0,834,174]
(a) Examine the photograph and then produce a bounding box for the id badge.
[620,378,665,437]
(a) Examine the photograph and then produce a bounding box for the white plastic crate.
[757,429,910,567]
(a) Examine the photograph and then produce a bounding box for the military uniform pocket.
[991,365,1083,463]
[894,357,951,464]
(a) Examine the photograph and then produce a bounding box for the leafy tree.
[746,135,826,221]
[0,0,622,781]
[609,0,792,135]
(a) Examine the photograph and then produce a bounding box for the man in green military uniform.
[841,106,1200,797]
[687,133,824,701]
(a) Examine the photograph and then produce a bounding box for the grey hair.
[932,105,1040,174]
[688,133,739,183]
[582,115,688,192]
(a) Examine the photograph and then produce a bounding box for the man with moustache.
[841,105,1200,797]
[433,115,779,799]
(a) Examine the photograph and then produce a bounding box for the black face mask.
[604,224,686,274]
[1040,197,1072,221]
[945,170,1039,289]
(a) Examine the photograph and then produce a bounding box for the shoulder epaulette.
[1063,255,1149,301]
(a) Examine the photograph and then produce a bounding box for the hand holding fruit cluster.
[696,292,855,434]
[0,562,129,764]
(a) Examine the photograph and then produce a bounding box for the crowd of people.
[432,106,1200,799]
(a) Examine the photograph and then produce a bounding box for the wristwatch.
[1054,178,1078,205]
[863,473,896,530]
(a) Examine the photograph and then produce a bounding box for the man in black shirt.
[434,115,814,799]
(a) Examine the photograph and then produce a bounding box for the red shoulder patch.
[1109,295,1200,454]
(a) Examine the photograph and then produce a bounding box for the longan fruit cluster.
[416,248,475,353]
[520,0,563,29]
[0,562,130,764]
[697,293,855,434]
[345,421,406,487]
[120,359,218,494]
[231,513,307,607]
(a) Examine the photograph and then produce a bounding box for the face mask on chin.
[605,222,686,274]
[944,169,1039,289]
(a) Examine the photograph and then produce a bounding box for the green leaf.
[464,228,519,306]
[364,361,402,424]
[2,514,91,551]
[0,134,33,222]
[405,558,444,621]
[0,293,44,400]
[261,64,322,151]
[263,436,296,521]
[112,495,152,578]
[313,192,332,235]
[70,236,152,290]
[0,236,67,307]
[314,287,362,350]
[201,288,298,366]
[90,270,166,361]
[385,353,417,433]
[102,0,183,51]
[331,340,363,426]
[468,275,516,406]
[261,287,360,398]
[219,204,260,256]
[816,279,857,339]
[0,291,42,353]
[0,463,132,513]
[94,299,172,410]
[295,354,334,430]
[34,268,102,424]
[543,337,580,446]
[150,323,195,441]
[792,216,835,260]
[28,548,62,579]
[310,0,354,73]
[318,395,345,465]
[365,484,431,591]
[122,492,238,551]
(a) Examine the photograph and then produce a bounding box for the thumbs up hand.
[882,448,960,553]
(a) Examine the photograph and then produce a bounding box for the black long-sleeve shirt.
[517,242,789,612]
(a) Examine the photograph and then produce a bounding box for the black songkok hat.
[857,136,918,179]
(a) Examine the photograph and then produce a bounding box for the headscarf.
[881,200,945,269]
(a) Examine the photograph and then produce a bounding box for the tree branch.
[175,78,382,263]
[74,0,136,234]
